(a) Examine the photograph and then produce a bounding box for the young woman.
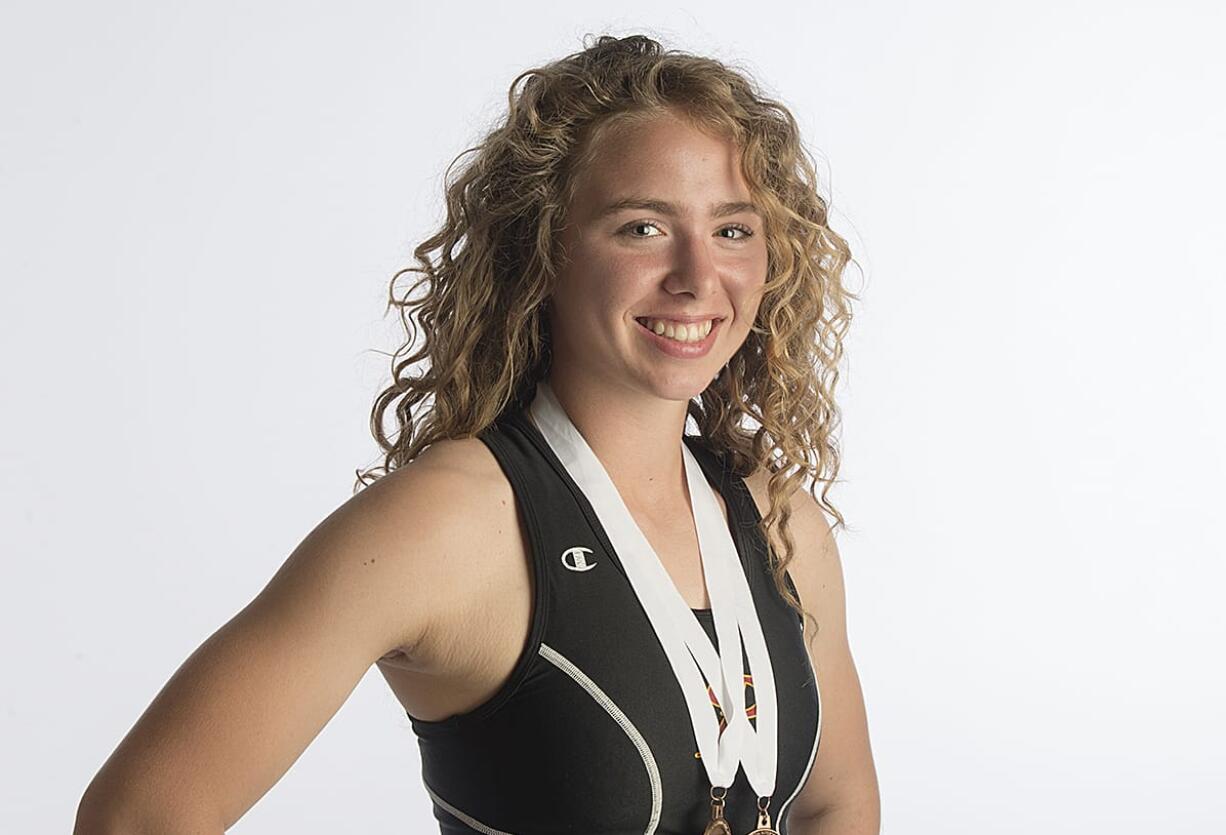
[76,34,880,835]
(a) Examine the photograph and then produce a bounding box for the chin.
[638,373,720,402]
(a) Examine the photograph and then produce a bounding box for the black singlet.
[397,403,821,834]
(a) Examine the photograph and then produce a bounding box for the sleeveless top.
[391,403,821,834]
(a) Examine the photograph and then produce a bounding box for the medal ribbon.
[528,382,778,798]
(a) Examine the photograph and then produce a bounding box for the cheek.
[723,244,768,290]
[556,240,614,302]
[731,263,768,303]
[580,249,659,304]
[744,246,770,284]
[730,277,767,333]
[554,258,638,328]
[565,233,634,278]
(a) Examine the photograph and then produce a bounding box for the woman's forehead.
[569,118,749,208]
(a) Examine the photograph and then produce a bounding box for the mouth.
[632,315,724,358]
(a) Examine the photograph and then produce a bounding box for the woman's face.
[547,110,769,401]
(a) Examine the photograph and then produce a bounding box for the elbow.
[790,783,882,835]
[74,783,128,835]
[799,799,882,835]
[74,792,128,835]
[74,783,226,835]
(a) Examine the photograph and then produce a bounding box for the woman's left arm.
[763,485,881,834]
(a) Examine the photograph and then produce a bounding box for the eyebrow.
[595,197,761,219]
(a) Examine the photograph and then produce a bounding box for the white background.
[2,2,1223,832]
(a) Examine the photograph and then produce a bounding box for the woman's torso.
[374,406,821,834]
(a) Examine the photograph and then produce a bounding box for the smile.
[633,316,722,358]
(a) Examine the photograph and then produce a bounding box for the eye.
[718,223,754,240]
[621,220,664,238]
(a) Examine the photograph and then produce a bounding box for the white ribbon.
[528,381,777,797]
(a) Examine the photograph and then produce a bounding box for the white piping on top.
[539,642,663,835]
[774,649,823,831]
[422,781,517,835]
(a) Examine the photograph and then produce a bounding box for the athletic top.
[385,400,821,834]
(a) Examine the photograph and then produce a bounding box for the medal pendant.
[745,797,781,835]
[703,787,733,835]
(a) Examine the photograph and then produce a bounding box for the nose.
[662,227,721,301]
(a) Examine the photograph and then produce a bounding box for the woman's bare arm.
[745,475,881,834]
[74,455,477,833]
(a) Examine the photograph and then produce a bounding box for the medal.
[527,382,779,832]
[745,796,781,834]
[702,786,733,835]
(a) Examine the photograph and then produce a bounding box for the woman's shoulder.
[369,433,517,514]
[315,436,520,662]
[737,465,834,549]
[368,435,520,566]
[371,436,530,657]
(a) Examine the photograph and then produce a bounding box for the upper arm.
[78,455,476,832]
[746,474,880,825]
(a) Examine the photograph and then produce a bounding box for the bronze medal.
[703,786,734,835]
[744,796,781,835]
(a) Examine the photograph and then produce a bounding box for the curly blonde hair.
[356,33,858,641]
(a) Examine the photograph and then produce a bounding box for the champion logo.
[560,546,597,572]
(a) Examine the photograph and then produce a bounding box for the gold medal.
[744,795,781,835]
[703,785,733,835]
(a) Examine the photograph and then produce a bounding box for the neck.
[539,371,694,508]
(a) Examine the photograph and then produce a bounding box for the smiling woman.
[75,33,878,835]
[548,110,767,384]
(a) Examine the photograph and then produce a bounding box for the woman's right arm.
[73,455,473,834]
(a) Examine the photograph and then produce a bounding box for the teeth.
[637,317,715,343]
